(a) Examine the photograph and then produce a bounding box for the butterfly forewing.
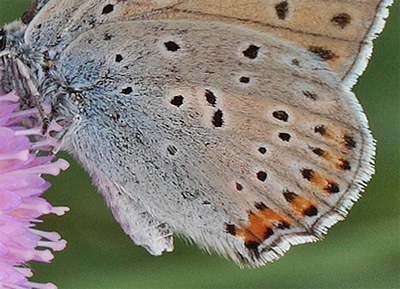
[26,0,391,86]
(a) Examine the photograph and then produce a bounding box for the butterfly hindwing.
[52,19,374,265]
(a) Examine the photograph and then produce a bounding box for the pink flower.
[0,91,69,289]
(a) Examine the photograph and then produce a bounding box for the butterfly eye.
[0,28,6,51]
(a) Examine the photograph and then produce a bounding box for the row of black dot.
[169,89,225,128]
[102,2,343,68]
[274,1,347,61]
[237,146,268,191]
[234,165,340,196]
[274,0,351,29]
[205,89,224,127]
[111,52,137,96]
[272,113,357,153]
[240,45,260,85]
[164,39,261,60]
[272,108,290,143]
[235,170,268,192]
[101,1,351,31]
[113,41,183,96]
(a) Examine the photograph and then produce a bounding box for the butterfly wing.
[25,0,392,87]
[21,0,51,24]
[46,19,374,265]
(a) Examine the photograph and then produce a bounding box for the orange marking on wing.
[236,213,265,242]
[290,195,317,216]
[308,171,339,194]
[337,158,351,171]
[309,171,325,188]
[236,206,292,244]
[310,146,352,172]
[314,126,356,151]
[324,153,351,171]
[258,207,291,226]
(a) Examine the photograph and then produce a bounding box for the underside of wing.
[53,20,375,266]
[26,0,393,87]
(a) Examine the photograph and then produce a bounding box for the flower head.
[0,91,69,289]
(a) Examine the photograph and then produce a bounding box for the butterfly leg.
[0,53,13,94]
[13,57,50,132]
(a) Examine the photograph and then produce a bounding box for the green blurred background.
[1,1,399,288]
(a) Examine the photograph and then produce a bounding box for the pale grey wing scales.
[54,20,374,265]
[24,0,179,52]
[25,0,393,87]
[91,169,174,255]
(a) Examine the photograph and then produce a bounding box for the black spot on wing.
[239,76,250,83]
[164,41,181,52]
[309,46,337,61]
[301,169,315,181]
[314,125,327,135]
[121,87,133,94]
[171,95,184,107]
[275,1,289,20]
[304,205,319,217]
[258,147,267,154]
[115,54,123,62]
[102,4,114,14]
[272,110,289,122]
[236,182,243,191]
[243,45,260,59]
[331,13,351,28]
[279,133,291,142]
[256,171,268,182]
[344,134,356,149]
[324,182,340,194]
[212,110,224,127]
[205,89,217,106]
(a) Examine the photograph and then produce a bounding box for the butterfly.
[0,0,391,266]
